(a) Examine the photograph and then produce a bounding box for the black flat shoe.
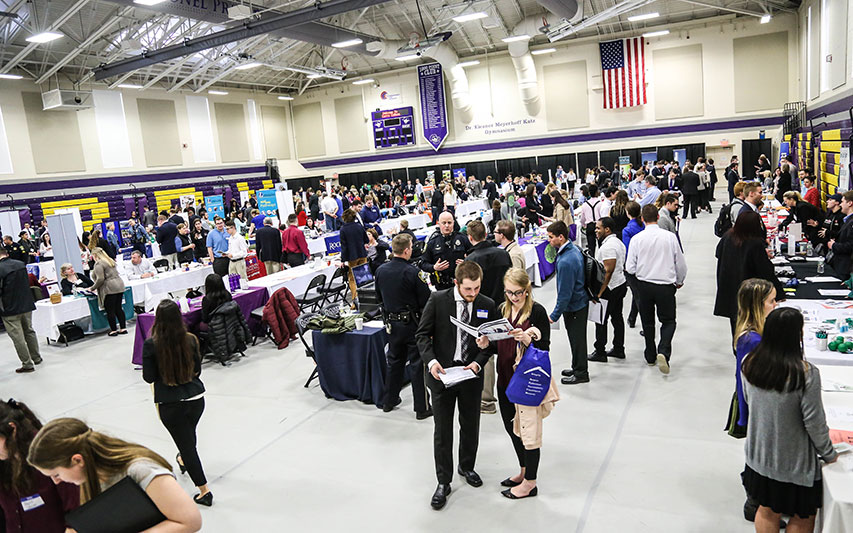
[457,467,483,487]
[431,483,451,510]
[560,369,574,377]
[382,398,401,413]
[416,409,433,420]
[502,486,538,499]
[587,352,607,363]
[108,331,119,337]
[177,454,186,475]
[194,492,213,506]
[606,349,626,359]
[500,477,522,487]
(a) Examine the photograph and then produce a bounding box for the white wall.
[797,0,853,108]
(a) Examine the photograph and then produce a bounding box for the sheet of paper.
[805,276,843,283]
[818,289,851,297]
[449,315,481,337]
[770,257,789,265]
[364,320,385,329]
[438,366,477,387]
[823,380,853,392]
[826,407,853,425]
[805,257,823,262]
[587,299,608,325]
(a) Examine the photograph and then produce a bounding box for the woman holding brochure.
[495,268,559,500]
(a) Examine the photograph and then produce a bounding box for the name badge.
[476,309,488,319]
[21,494,45,511]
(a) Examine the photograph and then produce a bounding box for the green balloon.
[829,342,838,351]
[837,336,846,343]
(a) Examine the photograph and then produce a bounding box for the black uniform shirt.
[420,230,472,289]
[375,257,431,315]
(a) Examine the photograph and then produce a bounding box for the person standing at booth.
[156,215,179,269]
[420,212,471,290]
[255,217,283,274]
[0,246,42,373]
[224,220,248,281]
[206,216,230,277]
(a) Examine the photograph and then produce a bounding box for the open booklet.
[449,316,515,341]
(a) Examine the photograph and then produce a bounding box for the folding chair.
[295,274,326,313]
[295,312,320,388]
[318,266,347,306]
[250,306,274,346]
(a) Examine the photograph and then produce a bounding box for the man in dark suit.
[155,215,179,269]
[726,162,741,202]
[255,217,283,274]
[828,191,853,277]
[416,261,499,510]
[680,165,701,219]
[658,169,682,193]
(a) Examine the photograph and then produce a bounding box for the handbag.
[506,343,552,407]
[724,390,746,439]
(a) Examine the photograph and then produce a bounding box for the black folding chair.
[318,266,347,306]
[250,306,274,346]
[152,258,169,272]
[295,274,326,313]
[296,312,320,388]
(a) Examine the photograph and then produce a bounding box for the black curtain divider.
[496,156,537,179]
[620,149,640,169]
[408,164,451,182]
[741,139,772,180]
[285,176,323,191]
[392,168,408,182]
[577,151,599,173]
[599,150,621,170]
[462,160,498,180]
[657,145,675,163]
[538,153,577,178]
[685,143,707,164]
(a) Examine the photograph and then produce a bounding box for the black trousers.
[285,252,305,268]
[636,281,677,363]
[682,194,698,219]
[585,223,597,255]
[562,304,589,378]
[103,293,126,331]
[132,242,147,256]
[594,283,627,354]
[212,257,229,277]
[497,386,540,480]
[383,322,429,413]
[430,371,483,484]
[158,398,207,487]
[626,274,640,325]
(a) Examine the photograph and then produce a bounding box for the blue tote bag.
[506,343,552,407]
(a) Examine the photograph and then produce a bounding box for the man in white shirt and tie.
[625,204,688,375]
[224,220,249,280]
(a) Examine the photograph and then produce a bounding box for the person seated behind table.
[201,273,232,325]
[779,190,824,243]
[397,219,418,243]
[124,250,157,280]
[366,228,390,275]
[59,262,93,295]
[360,197,383,227]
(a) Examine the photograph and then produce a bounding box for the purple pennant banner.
[417,63,448,152]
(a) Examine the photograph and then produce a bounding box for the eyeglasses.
[504,289,526,298]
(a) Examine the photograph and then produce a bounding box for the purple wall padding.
[124,198,136,217]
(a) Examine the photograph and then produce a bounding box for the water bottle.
[818,257,825,274]
[807,241,814,257]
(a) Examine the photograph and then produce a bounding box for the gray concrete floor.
[0,204,752,532]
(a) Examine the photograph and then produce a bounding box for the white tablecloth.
[814,365,853,532]
[125,265,213,312]
[520,243,541,286]
[307,236,328,255]
[32,260,57,281]
[779,300,853,367]
[455,197,488,218]
[378,213,429,234]
[32,295,91,340]
[247,261,339,299]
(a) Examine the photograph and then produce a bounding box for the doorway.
[705,146,734,169]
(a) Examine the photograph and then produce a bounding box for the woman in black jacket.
[774,168,793,203]
[201,273,232,324]
[142,300,212,506]
[366,228,390,275]
[714,211,784,337]
[339,209,369,302]
[190,219,208,261]
[779,191,824,243]
[59,263,93,295]
[523,184,541,226]
[488,200,502,234]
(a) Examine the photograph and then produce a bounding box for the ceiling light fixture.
[133,0,167,5]
[331,38,363,48]
[277,96,294,101]
[627,12,659,22]
[208,90,228,95]
[642,30,669,38]
[760,15,771,24]
[501,34,530,43]
[117,84,142,89]
[26,31,63,43]
[0,73,24,80]
[530,48,556,55]
[452,12,488,23]
[395,54,420,61]
[234,61,262,70]
[306,74,323,79]
[457,60,480,67]
[352,78,375,85]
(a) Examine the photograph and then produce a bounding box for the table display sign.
[257,189,278,216]
[417,63,448,152]
[371,107,414,149]
[205,195,224,221]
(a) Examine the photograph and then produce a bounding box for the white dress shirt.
[227,233,248,260]
[427,289,479,373]
[625,224,687,285]
[321,196,338,216]
[124,258,157,280]
[596,234,627,289]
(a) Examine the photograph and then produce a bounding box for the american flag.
[599,37,646,109]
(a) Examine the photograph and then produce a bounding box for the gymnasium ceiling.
[0,0,799,95]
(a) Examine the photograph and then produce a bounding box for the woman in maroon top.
[496,268,551,499]
[0,399,78,532]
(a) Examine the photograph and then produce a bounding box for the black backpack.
[581,248,606,300]
[714,199,744,237]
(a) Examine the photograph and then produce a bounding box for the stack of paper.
[438,367,477,387]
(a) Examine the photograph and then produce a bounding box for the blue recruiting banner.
[417,63,448,152]
[205,195,225,221]
[257,189,278,216]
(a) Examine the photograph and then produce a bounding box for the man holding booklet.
[416,261,500,510]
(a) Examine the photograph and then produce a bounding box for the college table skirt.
[312,326,390,407]
[518,237,556,281]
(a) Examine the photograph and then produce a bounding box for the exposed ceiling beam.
[93,0,395,80]
[194,40,282,92]
[675,0,766,18]
[167,34,267,92]
[35,5,133,84]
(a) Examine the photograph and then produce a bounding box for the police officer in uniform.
[3,235,27,263]
[376,233,433,419]
[420,212,471,290]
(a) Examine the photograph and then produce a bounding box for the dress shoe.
[416,409,433,420]
[431,484,451,510]
[457,467,483,487]
[382,398,402,413]
[587,351,607,363]
[177,453,187,475]
[561,374,589,385]
[15,367,35,374]
[627,321,636,328]
[500,477,522,487]
[502,486,538,499]
[560,369,574,377]
[193,492,213,507]
[480,403,497,415]
[656,354,670,375]
[606,349,626,359]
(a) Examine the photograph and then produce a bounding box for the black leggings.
[103,292,126,331]
[158,398,207,487]
[497,386,540,480]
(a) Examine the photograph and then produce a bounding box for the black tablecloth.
[312,326,390,407]
[784,260,848,300]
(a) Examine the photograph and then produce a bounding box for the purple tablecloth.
[518,238,555,280]
[131,287,269,365]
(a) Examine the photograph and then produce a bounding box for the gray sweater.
[742,364,837,487]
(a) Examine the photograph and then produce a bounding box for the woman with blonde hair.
[59,262,93,296]
[443,183,458,214]
[88,247,127,336]
[27,418,202,532]
[495,267,559,500]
